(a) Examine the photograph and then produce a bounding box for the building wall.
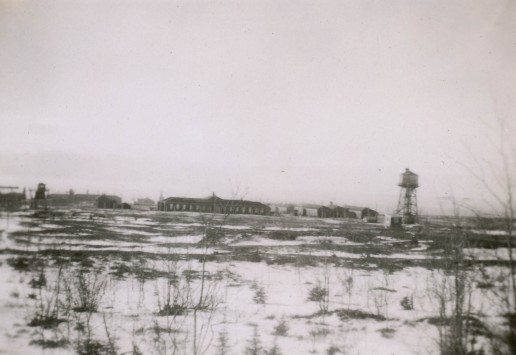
[269,205,288,215]
[348,209,362,219]
[317,206,333,218]
[330,206,347,218]
[47,193,99,208]
[159,197,270,216]
[97,196,122,209]
[362,208,378,217]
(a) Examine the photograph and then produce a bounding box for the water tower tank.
[399,169,419,188]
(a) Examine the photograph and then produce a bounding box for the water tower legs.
[397,187,418,224]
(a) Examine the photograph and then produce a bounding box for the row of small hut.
[269,202,378,221]
[2,184,378,221]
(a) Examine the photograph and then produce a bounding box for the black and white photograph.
[0,0,515,354]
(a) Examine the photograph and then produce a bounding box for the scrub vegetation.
[0,208,514,354]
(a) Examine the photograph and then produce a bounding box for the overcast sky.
[1,0,515,214]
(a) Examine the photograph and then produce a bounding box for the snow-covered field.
[0,210,513,355]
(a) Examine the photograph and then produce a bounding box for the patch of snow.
[105,227,160,236]
[376,236,408,243]
[297,236,363,245]
[264,226,317,231]
[148,235,203,244]
[229,237,304,246]
[471,229,508,236]
[220,225,251,230]
[466,247,516,261]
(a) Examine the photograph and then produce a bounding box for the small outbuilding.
[381,214,403,229]
[97,195,122,209]
[269,204,289,216]
[327,202,348,218]
[344,206,378,220]
[133,198,156,211]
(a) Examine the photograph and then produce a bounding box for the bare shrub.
[272,319,289,336]
[366,270,393,318]
[216,328,230,355]
[149,318,184,355]
[326,345,341,355]
[307,285,329,313]
[400,295,414,310]
[245,326,263,355]
[378,327,396,339]
[264,342,283,355]
[156,279,189,316]
[253,285,267,304]
[30,337,69,349]
[459,113,516,352]
[7,256,32,272]
[337,308,386,321]
[28,266,66,329]
[295,255,318,267]
[309,328,330,353]
[425,214,484,355]
[131,343,144,355]
[338,268,354,310]
[70,269,107,313]
[76,338,116,355]
[29,268,47,289]
[194,273,222,311]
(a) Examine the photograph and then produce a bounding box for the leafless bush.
[337,267,354,310]
[216,328,230,355]
[326,345,341,355]
[149,317,184,355]
[337,308,386,321]
[155,263,190,316]
[245,325,263,355]
[30,335,69,349]
[29,267,47,289]
[425,216,481,355]
[26,265,71,351]
[309,327,330,354]
[307,284,329,311]
[74,313,118,355]
[272,318,289,336]
[308,261,332,314]
[69,268,107,313]
[28,266,65,329]
[76,338,116,355]
[264,342,283,355]
[460,114,516,352]
[253,284,267,304]
[400,295,414,310]
[195,274,223,311]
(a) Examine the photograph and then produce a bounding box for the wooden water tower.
[396,169,419,224]
[33,183,48,209]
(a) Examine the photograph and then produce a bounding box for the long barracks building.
[157,194,270,216]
